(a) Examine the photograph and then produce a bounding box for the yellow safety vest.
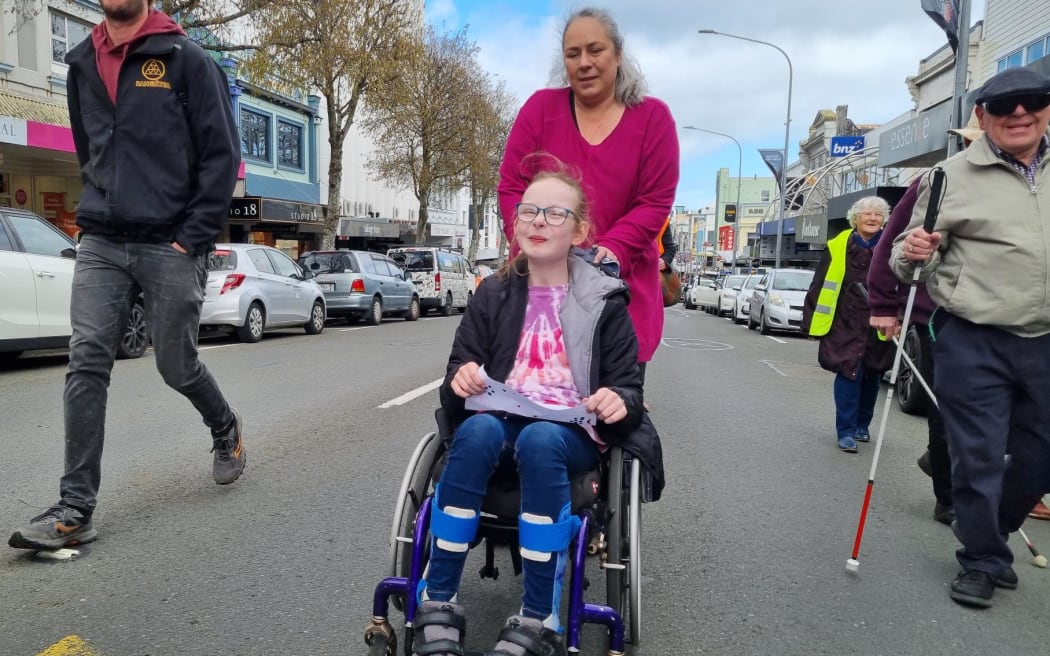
[808,229,852,337]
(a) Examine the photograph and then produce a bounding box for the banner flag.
[758,149,785,191]
[921,0,961,52]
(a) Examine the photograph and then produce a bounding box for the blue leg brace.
[518,502,581,630]
[418,484,480,604]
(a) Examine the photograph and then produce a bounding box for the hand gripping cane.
[847,168,946,573]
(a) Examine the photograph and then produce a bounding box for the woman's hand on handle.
[869,315,900,339]
[451,362,486,399]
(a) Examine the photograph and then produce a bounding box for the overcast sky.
[425,0,986,212]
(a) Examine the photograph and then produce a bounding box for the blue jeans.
[60,236,234,513]
[833,362,882,439]
[425,413,599,619]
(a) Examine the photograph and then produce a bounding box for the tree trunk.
[323,109,348,250]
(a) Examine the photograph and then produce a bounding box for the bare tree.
[461,74,515,264]
[364,26,479,245]
[249,0,416,248]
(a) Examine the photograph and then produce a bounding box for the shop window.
[50,11,92,64]
[277,121,303,169]
[240,108,270,162]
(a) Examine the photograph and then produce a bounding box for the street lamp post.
[683,125,741,273]
[698,29,792,269]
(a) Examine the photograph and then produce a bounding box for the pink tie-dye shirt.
[507,285,580,408]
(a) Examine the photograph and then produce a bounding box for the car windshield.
[299,252,358,274]
[744,276,760,289]
[390,251,434,271]
[772,271,815,291]
[207,249,237,271]
[724,275,746,288]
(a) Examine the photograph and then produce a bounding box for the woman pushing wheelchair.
[411,166,645,656]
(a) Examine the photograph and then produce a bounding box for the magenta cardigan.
[498,88,680,361]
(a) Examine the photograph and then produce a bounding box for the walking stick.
[847,167,945,573]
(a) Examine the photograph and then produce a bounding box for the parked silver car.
[747,268,814,335]
[298,250,419,324]
[201,244,327,342]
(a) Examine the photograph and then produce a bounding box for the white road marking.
[765,335,788,344]
[378,378,443,408]
[339,326,369,332]
[199,344,237,351]
[36,548,79,561]
[760,360,789,377]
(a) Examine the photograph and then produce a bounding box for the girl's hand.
[584,387,628,424]
[451,362,485,398]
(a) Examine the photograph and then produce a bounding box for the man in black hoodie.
[8,0,244,551]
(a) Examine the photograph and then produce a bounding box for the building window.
[277,121,302,169]
[50,12,92,64]
[240,109,270,162]
[761,190,770,202]
[998,33,1049,72]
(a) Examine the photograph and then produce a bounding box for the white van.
[387,247,473,316]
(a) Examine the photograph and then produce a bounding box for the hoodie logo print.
[136,59,171,90]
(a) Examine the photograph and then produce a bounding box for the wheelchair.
[363,421,644,656]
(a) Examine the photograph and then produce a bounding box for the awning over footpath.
[0,90,74,153]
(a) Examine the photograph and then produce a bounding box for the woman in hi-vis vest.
[801,197,894,453]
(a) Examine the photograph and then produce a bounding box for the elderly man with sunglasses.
[890,67,1050,609]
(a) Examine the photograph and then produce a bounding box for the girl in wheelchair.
[413,167,645,656]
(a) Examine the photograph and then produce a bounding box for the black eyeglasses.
[515,203,574,226]
[982,93,1050,117]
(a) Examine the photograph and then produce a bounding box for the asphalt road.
[1,308,1048,656]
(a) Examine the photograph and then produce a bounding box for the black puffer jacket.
[65,32,239,255]
[440,255,665,500]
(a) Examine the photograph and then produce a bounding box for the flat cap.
[974,67,1050,105]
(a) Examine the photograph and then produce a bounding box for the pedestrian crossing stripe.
[35,635,101,656]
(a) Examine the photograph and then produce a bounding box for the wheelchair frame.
[364,430,643,656]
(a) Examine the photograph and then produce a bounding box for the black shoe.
[917,450,933,477]
[412,600,466,656]
[212,410,245,485]
[855,433,871,443]
[8,505,97,550]
[949,569,995,608]
[486,615,566,656]
[993,566,1018,590]
[933,503,955,526]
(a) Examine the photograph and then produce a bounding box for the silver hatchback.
[297,250,419,324]
[200,244,327,342]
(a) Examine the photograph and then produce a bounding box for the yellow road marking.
[35,635,101,656]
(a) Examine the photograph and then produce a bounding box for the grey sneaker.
[211,410,245,485]
[9,505,97,550]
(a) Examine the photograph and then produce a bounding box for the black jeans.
[933,312,1050,575]
[60,236,234,513]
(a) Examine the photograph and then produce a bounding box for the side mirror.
[300,269,314,280]
[60,248,77,259]
[756,284,767,292]
[731,285,741,291]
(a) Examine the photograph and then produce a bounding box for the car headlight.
[769,293,786,307]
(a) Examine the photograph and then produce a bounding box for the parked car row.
[1,208,496,361]
[682,268,815,336]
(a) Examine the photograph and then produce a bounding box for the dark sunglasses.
[982,93,1050,116]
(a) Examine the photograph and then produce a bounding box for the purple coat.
[867,178,936,327]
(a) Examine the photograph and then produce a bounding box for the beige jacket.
[890,131,1050,337]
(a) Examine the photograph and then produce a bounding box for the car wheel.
[237,303,265,342]
[116,296,149,359]
[896,325,929,416]
[460,291,472,313]
[747,311,757,331]
[0,351,23,363]
[733,303,744,325]
[367,296,383,325]
[304,300,325,335]
[439,292,453,317]
[405,296,420,322]
[759,310,771,335]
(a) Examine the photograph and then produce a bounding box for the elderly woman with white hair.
[802,196,896,453]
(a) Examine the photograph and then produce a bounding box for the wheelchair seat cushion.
[480,468,601,519]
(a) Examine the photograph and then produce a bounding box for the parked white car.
[710,274,749,317]
[387,247,473,316]
[731,273,762,324]
[684,277,718,310]
[0,208,148,361]
[200,243,327,342]
[747,268,815,335]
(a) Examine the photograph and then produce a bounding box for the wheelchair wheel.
[604,449,642,644]
[389,431,444,611]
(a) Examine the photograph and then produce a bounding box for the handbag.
[661,269,681,307]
